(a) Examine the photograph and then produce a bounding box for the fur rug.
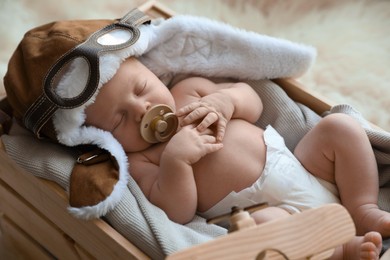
[0,0,389,130]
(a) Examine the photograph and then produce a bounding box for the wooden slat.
[0,215,53,260]
[74,243,95,260]
[0,179,92,259]
[139,0,176,19]
[168,204,355,259]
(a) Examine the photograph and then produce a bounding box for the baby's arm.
[173,77,263,142]
[129,125,223,224]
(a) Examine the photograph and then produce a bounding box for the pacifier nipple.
[140,105,178,143]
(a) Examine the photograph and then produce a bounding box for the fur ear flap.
[69,149,119,208]
[62,125,130,219]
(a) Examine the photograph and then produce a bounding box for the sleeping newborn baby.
[85,57,386,259]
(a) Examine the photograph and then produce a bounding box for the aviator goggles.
[23,8,150,137]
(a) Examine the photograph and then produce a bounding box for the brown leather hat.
[4,8,150,141]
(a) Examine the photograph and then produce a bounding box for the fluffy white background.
[0,0,389,130]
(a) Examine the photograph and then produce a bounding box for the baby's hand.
[176,92,234,142]
[164,125,223,165]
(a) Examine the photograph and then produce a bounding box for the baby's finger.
[198,128,214,136]
[176,102,200,117]
[181,107,209,126]
[196,112,218,131]
[204,142,224,154]
[216,120,227,142]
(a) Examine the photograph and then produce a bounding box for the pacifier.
[140,104,178,143]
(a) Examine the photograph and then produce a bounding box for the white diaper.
[198,125,340,220]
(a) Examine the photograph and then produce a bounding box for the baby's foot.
[341,232,382,260]
[354,204,390,237]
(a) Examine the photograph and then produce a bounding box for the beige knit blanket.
[2,79,390,258]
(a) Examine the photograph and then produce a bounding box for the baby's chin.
[123,137,153,153]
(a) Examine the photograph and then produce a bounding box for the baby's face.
[85,58,175,152]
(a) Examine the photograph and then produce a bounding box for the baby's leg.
[331,232,382,260]
[294,113,390,237]
[250,206,290,225]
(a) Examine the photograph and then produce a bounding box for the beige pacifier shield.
[140,105,178,143]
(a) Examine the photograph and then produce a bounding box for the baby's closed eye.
[136,81,147,96]
[113,112,125,132]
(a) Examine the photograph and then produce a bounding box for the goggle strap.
[23,93,57,138]
[120,8,151,27]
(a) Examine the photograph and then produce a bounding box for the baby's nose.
[134,101,151,122]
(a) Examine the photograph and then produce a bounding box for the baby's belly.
[194,120,266,213]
